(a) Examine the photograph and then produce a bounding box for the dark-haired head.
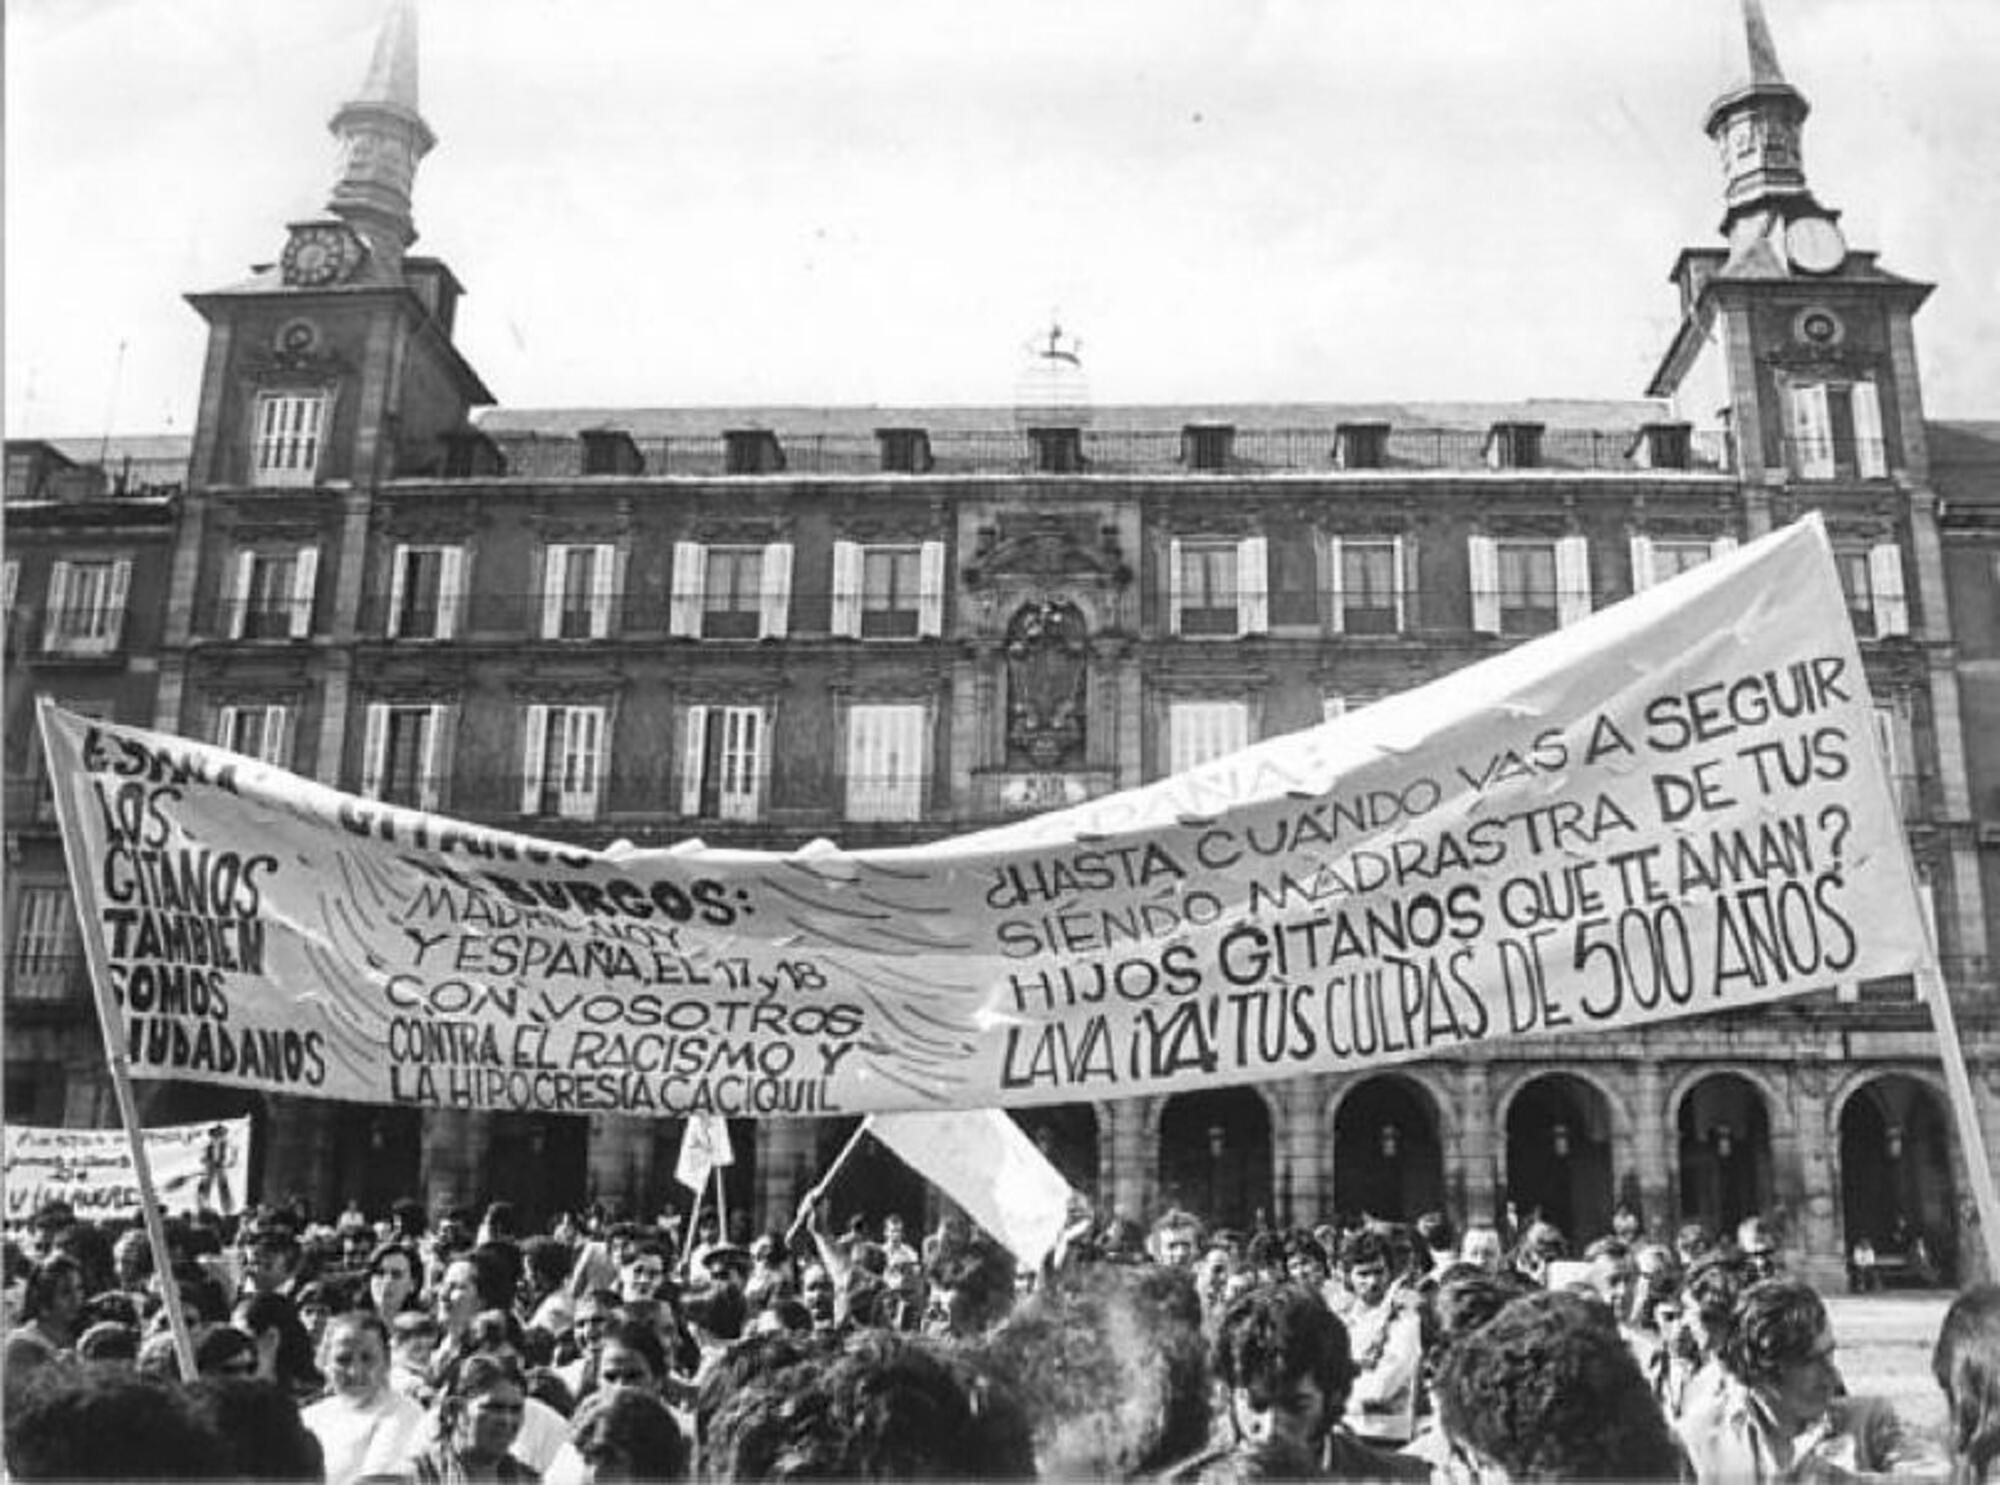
[1934,1284,2000,1485]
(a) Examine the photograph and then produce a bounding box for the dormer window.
[875,428,933,474]
[579,428,644,476]
[1334,423,1390,470]
[1485,422,1545,470]
[1630,422,1693,470]
[1182,424,1235,472]
[724,430,786,475]
[1028,427,1085,474]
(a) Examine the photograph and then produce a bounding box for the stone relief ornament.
[1005,599,1088,769]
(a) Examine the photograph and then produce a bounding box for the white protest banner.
[2,1117,251,1221]
[865,1110,1075,1268]
[675,1113,735,1193]
[39,515,1930,1120]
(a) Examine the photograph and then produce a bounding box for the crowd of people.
[4,1190,1998,1482]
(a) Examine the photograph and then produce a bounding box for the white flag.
[675,1114,734,1193]
[864,1109,1074,1269]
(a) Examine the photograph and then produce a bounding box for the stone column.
[1281,1077,1326,1226]
[585,1114,652,1217]
[1103,1097,1153,1222]
[1632,1060,1672,1234]
[1786,1063,1843,1289]
[1457,1063,1499,1227]
[421,1110,488,1213]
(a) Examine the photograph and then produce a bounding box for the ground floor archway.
[1330,1074,1445,1223]
[1158,1086,1273,1232]
[328,1106,424,1221]
[1839,1075,1957,1283]
[481,1112,590,1232]
[1505,1072,1615,1244]
[1676,1072,1773,1236]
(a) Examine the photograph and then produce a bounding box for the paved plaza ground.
[1826,1290,1953,1450]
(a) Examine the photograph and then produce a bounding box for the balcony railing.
[1782,436,1891,482]
[15,607,129,658]
[199,598,315,640]
[460,426,1736,482]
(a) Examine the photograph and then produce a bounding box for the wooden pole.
[1920,964,2000,1279]
[37,699,198,1381]
[787,1119,873,1248]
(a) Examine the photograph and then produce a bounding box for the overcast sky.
[7,0,1998,437]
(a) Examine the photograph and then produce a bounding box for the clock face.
[282,225,353,288]
[1784,216,1846,276]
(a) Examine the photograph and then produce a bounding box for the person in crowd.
[433,1244,517,1383]
[1404,1264,1538,1474]
[4,1251,86,1378]
[243,1223,305,1297]
[1338,1226,1423,1451]
[704,1327,1035,1481]
[1582,1238,1639,1321]
[1437,1288,1684,1481]
[1678,1275,1938,1481]
[294,1277,341,1352]
[302,1309,430,1485]
[111,1226,153,1297]
[75,1317,141,1366]
[1735,1217,1783,1283]
[1612,1203,1646,1247]
[880,1213,918,1269]
[1657,1248,1748,1422]
[1414,1211,1457,1283]
[192,1319,264,1380]
[1934,1283,2000,1484]
[1675,1220,1716,1267]
[462,1307,583,1476]
[521,1235,577,1339]
[392,1309,445,1401]
[415,1350,540,1484]
[798,1261,840,1333]
[580,1316,673,1405]
[557,1287,621,1397]
[232,1288,323,1400]
[1151,1209,1205,1270]
[923,1232,1018,1341]
[568,1386,688,1484]
[1512,1220,1568,1286]
[1244,1230,1289,1288]
[185,1374,326,1481]
[1458,1225,1506,1274]
[742,1232,794,1310]
[980,1260,1213,1481]
[3,1364,225,1480]
[1629,1243,1681,1333]
[369,1239,428,1317]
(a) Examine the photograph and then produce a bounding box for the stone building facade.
[6,0,1996,1285]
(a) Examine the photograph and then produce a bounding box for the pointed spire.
[1702,0,1816,243]
[326,0,436,266]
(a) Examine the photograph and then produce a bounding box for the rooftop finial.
[1742,0,1787,86]
[357,0,421,111]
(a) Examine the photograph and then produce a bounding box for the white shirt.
[1342,1295,1422,1443]
[301,1387,428,1485]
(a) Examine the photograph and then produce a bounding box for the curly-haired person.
[1935,1284,2000,1485]
[1436,1288,1683,1481]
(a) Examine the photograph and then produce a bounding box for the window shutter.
[216,705,242,750]
[101,559,132,651]
[361,704,389,799]
[1167,538,1185,636]
[1390,536,1409,632]
[846,707,878,819]
[541,545,567,639]
[1789,383,1835,479]
[560,707,607,818]
[917,540,946,638]
[589,543,617,638]
[1237,537,1269,636]
[759,542,793,639]
[1852,380,1887,478]
[259,705,289,766]
[2,559,17,615]
[386,545,411,638]
[521,704,549,814]
[1872,700,1913,817]
[1710,535,1739,562]
[720,707,764,820]
[1467,537,1500,633]
[289,546,319,638]
[437,545,464,640]
[668,542,706,638]
[1326,537,1347,635]
[1629,535,1657,593]
[830,541,864,638]
[42,562,71,651]
[1555,536,1592,627]
[1869,542,1909,636]
[230,551,255,639]
[421,705,449,812]
[680,706,709,816]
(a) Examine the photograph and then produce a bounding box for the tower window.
[252,391,329,487]
[1785,379,1888,481]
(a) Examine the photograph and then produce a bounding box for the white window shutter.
[830,541,864,638]
[720,707,764,820]
[1238,536,1269,635]
[101,559,133,651]
[521,704,549,814]
[670,542,706,637]
[290,546,319,638]
[1167,538,1185,636]
[230,552,256,640]
[361,704,389,799]
[541,545,567,639]
[216,705,241,750]
[1852,380,1888,478]
[1390,536,1409,632]
[1556,535,1592,627]
[1468,536,1500,633]
[2,559,18,615]
[260,705,289,766]
[421,705,449,812]
[42,562,71,651]
[437,545,464,640]
[680,705,709,815]
[589,543,617,638]
[386,545,411,638]
[1870,542,1909,636]
[759,542,793,639]
[1629,535,1657,593]
[1710,535,1739,562]
[917,540,946,638]
[1790,383,1835,479]
[1326,537,1347,635]
[581,706,607,817]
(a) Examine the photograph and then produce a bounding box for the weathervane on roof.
[1013,314,1092,427]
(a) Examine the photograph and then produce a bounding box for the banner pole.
[1919,963,2000,1279]
[787,1118,872,1248]
[714,1161,729,1251]
[36,698,199,1382]
[678,1173,706,1279]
